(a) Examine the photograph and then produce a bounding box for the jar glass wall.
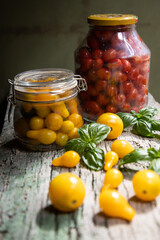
[75,14,151,121]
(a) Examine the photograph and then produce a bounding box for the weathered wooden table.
[0,93,160,240]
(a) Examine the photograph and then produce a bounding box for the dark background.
[1,0,160,132]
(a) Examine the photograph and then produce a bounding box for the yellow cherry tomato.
[35,106,50,118]
[21,102,32,113]
[35,93,53,102]
[104,151,119,171]
[99,188,136,221]
[60,120,74,134]
[96,113,123,139]
[66,99,78,114]
[38,128,56,145]
[68,127,79,139]
[49,172,85,212]
[29,116,44,130]
[50,102,69,118]
[55,132,68,147]
[52,150,80,167]
[26,130,39,139]
[111,139,134,158]
[45,113,63,131]
[103,168,123,189]
[132,170,160,201]
[68,113,83,128]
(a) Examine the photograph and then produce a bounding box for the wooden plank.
[0,93,160,240]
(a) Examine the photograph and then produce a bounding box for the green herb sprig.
[117,106,160,138]
[65,123,111,170]
[118,147,160,175]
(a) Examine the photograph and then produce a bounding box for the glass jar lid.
[88,14,138,26]
[8,68,87,103]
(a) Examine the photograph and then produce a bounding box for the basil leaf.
[119,148,154,167]
[82,147,104,170]
[130,110,137,117]
[138,107,158,119]
[78,123,110,144]
[86,142,96,150]
[78,124,91,142]
[148,158,160,175]
[65,138,88,155]
[116,112,137,128]
[148,147,160,158]
[132,119,154,137]
[88,123,110,144]
[151,119,160,131]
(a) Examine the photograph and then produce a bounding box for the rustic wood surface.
[1,93,160,240]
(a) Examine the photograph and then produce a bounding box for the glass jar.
[75,14,151,121]
[8,68,87,151]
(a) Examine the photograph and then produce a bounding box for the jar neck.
[89,24,136,31]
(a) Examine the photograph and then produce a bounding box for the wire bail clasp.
[7,79,16,122]
[74,75,88,92]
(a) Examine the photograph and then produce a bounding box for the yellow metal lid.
[88,14,138,26]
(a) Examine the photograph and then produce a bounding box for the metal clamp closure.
[74,75,88,92]
[8,79,16,104]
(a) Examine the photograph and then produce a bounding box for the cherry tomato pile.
[76,26,150,121]
[14,88,84,150]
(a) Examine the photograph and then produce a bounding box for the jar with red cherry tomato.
[75,14,151,121]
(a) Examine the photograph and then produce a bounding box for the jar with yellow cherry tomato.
[8,68,87,151]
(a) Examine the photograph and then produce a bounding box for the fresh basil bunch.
[118,147,160,175]
[65,123,111,170]
[117,107,160,138]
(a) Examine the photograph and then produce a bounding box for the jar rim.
[88,14,138,26]
[14,68,75,89]
[8,68,87,103]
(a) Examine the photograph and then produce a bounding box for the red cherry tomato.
[121,59,132,73]
[129,55,142,66]
[116,50,128,59]
[140,61,150,75]
[96,68,111,80]
[107,59,122,70]
[115,94,126,106]
[87,35,99,50]
[119,102,131,112]
[79,91,89,101]
[92,49,103,59]
[76,48,91,63]
[106,104,117,113]
[92,58,104,70]
[88,69,98,82]
[112,71,127,82]
[87,84,98,96]
[106,85,118,97]
[95,80,107,92]
[134,94,144,105]
[102,49,117,62]
[139,85,148,95]
[126,88,138,102]
[134,74,147,86]
[122,81,134,93]
[128,68,139,81]
[97,94,110,106]
[84,101,101,113]
[80,58,93,72]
